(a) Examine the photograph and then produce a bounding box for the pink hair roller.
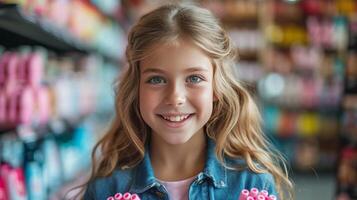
[250,188,259,198]
[257,194,265,200]
[131,194,140,200]
[107,197,115,200]
[123,192,131,200]
[239,189,249,200]
[114,193,123,200]
[246,197,254,200]
[269,194,277,200]
[259,190,269,197]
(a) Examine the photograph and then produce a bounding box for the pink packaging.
[7,87,34,125]
[33,86,50,125]
[24,53,44,87]
[5,53,19,84]
[0,171,9,200]
[9,167,27,200]
[0,92,6,124]
[18,52,44,88]
[18,87,34,125]
[0,52,11,85]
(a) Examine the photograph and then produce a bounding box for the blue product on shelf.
[262,106,281,135]
[25,162,45,200]
[42,134,62,194]
[24,140,45,200]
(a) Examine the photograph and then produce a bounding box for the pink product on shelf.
[26,53,44,87]
[0,92,5,124]
[1,165,27,200]
[18,53,44,87]
[0,172,9,200]
[4,53,19,84]
[107,197,115,200]
[47,0,70,27]
[0,52,12,85]
[9,167,27,200]
[33,87,50,124]
[7,87,34,125]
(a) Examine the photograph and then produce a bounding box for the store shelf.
[0,3,121,63]
[0,3,91,53]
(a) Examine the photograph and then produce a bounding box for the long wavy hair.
[81,3,293,200]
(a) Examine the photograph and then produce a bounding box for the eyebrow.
[142,66,209,74]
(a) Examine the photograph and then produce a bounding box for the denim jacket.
[84,138,278,200]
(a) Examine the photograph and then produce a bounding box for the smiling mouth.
[158,114,194,122]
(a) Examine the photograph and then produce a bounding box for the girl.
[81,3,293,200]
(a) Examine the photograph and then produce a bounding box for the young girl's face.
[139,39,215,145]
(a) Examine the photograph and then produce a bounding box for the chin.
[163,134,194,145]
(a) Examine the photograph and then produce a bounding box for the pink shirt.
[158,176,197,200]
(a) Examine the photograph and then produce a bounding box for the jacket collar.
[130,137,227,194]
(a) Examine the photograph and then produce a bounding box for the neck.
[150,131,206,181]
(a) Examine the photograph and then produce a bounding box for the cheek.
[139,86,160,114]
[190,87,214,111]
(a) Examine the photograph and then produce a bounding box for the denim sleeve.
[252,172,278,196]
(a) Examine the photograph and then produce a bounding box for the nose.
[165,83,186,106]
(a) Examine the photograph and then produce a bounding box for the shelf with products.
[0,116,99,200]
[259,0,355,174]
[0,1,123,199]
[336,47,357,199]
[0,2,126,63]
[0,45,118,199]
[200,0,265,86]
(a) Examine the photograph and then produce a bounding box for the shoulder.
[83,167,135,200]
[225,159,277,195]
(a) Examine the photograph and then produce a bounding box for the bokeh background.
[0,0,356,200]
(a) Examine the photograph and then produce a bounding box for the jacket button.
[219,180,225,186]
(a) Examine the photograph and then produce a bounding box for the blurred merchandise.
[0,0,121,199]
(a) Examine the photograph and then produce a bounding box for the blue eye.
[147,76,166,84]
[187,75,203,83]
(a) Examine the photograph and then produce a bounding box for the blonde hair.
[82,3,293,200]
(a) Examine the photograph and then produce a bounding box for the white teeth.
[162,115,190,122]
